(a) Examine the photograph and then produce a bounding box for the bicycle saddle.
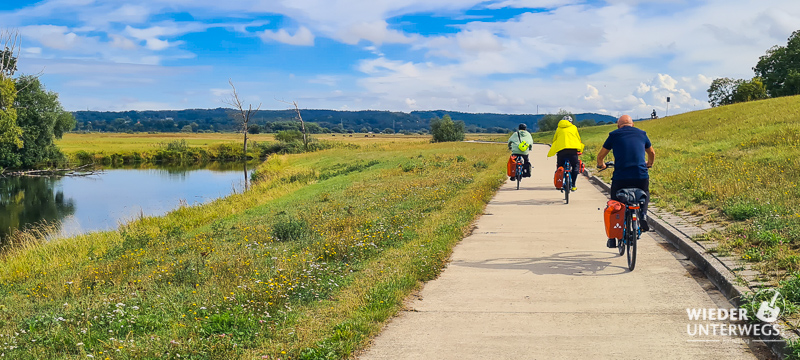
[615,188,648,206]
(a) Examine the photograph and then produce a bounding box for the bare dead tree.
[0,29,20,78]
[0,29,21,112]
[277,99,308,151]
[224,79,261,160]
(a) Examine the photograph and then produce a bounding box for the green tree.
[753,30,800,97]
[707,77,743,107]
[733,77,768,103]
[0,76,75,168]
[180,125,193,133]
[537,109,575,132]
[383,128,394,134]
[0,76,23,166]
[430,114,465,142]
[275,130,304,142]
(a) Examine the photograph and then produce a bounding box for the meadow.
[533,95,800,289]
[54,132,501,166]
[0,140,507,359]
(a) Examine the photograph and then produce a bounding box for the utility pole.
[666,96,671,117]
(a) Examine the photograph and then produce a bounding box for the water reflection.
[0,177,76,238]
[0,162,253,241]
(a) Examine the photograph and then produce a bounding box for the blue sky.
[2,0,799,116]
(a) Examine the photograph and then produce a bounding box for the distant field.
[0,140,507,359]
[56,132,505,154]
[56,133,278,153]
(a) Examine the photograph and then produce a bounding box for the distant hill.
[71,108,617,133]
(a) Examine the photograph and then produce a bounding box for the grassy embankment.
[533,96,800,299]
[0,140,506,359]
[56,133,503,166]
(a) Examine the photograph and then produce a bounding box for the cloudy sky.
[2,0,799,116]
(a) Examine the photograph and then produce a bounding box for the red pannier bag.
[604,200,625,239]
[507,155,517,177]
[553,166,565,189]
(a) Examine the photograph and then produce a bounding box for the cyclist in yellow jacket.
[547,116,585,191]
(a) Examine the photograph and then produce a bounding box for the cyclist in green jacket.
[508,124,534,181]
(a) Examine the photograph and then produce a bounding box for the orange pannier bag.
[554,166,565,189]
[507,155,519,177]
[604,200,625,239]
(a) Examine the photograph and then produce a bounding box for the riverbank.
[0,140,506,359]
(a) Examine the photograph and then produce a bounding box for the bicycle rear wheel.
[564,173,571,204]
[627,212,638,271]
[516,165,522,190]
[516,176,520,190]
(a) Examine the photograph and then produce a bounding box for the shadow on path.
[492,199,564,206]
[453,251,629,276]
[497,186,555,192]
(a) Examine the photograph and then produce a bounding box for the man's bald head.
[617,115,633,128]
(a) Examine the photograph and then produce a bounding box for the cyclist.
[597,114,656,248]
[547,116,585,191]
[508,123,533,181]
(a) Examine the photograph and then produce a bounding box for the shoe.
[606,238,616,248]
[571,187,577,191]
[640,220,650,232]
[510,176,516,181]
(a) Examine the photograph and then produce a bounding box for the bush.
[208,143,243,160]
[271,214,309,242]
[275,130,304,143]
[430,114,465,142]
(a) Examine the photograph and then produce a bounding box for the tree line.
[73,108,616,134]
[708,30,800,107]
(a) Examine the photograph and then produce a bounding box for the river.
[0,162,251,240]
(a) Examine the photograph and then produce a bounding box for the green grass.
[0,141,507,359]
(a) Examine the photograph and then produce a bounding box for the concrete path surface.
[360,145,772,360]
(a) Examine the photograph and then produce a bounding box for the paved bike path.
[360,145,766,360]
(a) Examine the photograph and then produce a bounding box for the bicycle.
[598,162,646,271]
[560,160,572,204]
[514,155,525,190]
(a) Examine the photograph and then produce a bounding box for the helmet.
[518,123,527,130]
[562,116,573,123]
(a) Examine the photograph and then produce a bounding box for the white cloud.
[338,21,416,45]
[486,0,581,9]
[109,35,137,50]
[259,26,315,46]
[20,25,82,50]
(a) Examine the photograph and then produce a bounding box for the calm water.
[0,163,250,239]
